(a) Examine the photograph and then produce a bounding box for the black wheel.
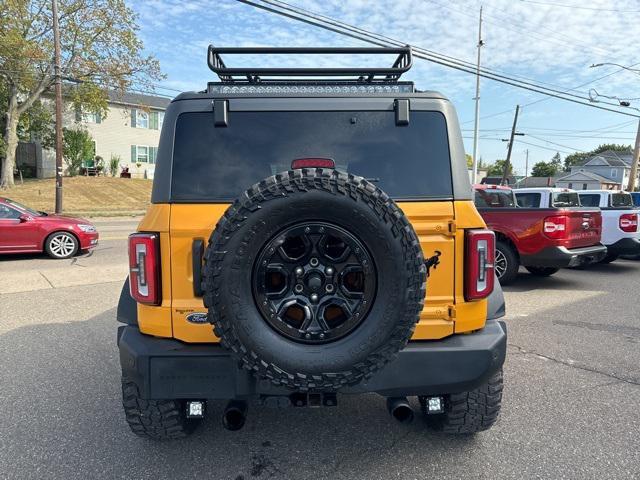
[421,369,503,434]
[202,168,426,391]
[600,253,619,264]
[495,241,519,286]
[121,378,200,440]
[44,231,78,259]
[525,266,559,277]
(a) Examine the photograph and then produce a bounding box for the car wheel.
[495,241,519,286]
[421,368,504,434]
[202,168,426,391]
[525,266,559,277]
[45,231,79,259]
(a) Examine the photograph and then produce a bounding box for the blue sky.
[129,0,640,174]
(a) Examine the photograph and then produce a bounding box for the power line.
[236,0,640,118]
[519,0,640,13]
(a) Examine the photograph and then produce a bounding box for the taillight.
[543,215,568,240]
[128,233,161,305]
[619,213,639,233]
[291,158,335,169]
[465,229,495,301]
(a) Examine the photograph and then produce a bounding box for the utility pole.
[471,5,484,184]
[627,119,640,192]
[525,149,529,178]
[52,0,63,214]
[501,104,520,186]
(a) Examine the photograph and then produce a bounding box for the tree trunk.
[1,89,19,189]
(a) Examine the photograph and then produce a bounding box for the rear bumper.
[520,244,607,268]
[606,237,640,256]
[118,320,507,400]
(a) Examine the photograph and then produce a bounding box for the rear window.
[551,192,580,207]
[611,193,633,208]
[171,111,453,201]
[515,192,541,208]
[474,189,516,208]
[579,194,601,207]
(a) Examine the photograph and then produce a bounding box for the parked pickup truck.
[576,190,640,263]
[474,185,606,285]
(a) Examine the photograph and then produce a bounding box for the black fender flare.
[487,273,506,320]
[117,277,138,326]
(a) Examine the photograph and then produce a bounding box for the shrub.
[63,128,94,176]
[109,154,121,177]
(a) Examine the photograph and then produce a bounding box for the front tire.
[421,369,504,434]
[121,378,201,440]
[45,231,78,259]
[495,241,519,286]
[525,266,559,277]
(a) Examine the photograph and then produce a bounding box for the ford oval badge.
[186,312,208,324]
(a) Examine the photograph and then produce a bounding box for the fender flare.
[117,277,138,326]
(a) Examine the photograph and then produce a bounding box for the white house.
[555,150,637,190]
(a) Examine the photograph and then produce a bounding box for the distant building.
[18,91,170,179]
[515,176,560,188]
[480,176,518,186]
[555,150,637,190]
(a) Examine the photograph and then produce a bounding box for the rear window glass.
[552,192,580,207]
[474,189,516,208]
[579,194,601,207]
[171,111,453,201]
[611,193,633,208]
[515,192,541,208]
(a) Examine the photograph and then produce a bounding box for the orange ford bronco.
[117,46,506,439]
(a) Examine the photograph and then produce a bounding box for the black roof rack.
[207,46,412,83]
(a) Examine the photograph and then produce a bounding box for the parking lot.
[1,218,639,479]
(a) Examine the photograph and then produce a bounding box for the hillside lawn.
[3,177,152,217]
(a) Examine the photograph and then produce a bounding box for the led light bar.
[208,83,414,94]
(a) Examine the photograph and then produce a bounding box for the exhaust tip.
[387,397,414,424]
[222,400,248,431]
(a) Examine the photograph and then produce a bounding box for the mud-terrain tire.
[121,378,200,440]
[421,369,503,434]
[525,266,559,277]
[495,241,519,286]
[202,168,426,391]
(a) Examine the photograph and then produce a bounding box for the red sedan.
[0,197,99,259]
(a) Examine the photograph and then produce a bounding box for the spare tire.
[202,168,426,391]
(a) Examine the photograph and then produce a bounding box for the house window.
[131,145,158,164]
[158,112,164,129]
[137,145,148,162]
[568,182,573,189]
[75,107,101,124]
[136,110,149,129]
[611,169,617,178]
[582,183,588,190]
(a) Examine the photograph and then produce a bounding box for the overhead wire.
[235,0,640,118]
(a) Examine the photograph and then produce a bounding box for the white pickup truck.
[576,190,640,263]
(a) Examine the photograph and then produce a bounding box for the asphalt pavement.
[1,223,639,479]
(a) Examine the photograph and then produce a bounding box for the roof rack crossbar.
[207,46,412,83]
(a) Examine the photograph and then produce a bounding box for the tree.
[465,153,473,168]
[550,152,562,172]
[486,159,513,177]
[0,0,162,188]
[62,127,93,176]
[531,161,557,177]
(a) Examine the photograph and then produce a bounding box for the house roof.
[480,176,517,185]
[107,91,171,109]
[556,170,620,184]
[582,150,633,167]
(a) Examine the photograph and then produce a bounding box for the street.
[1,219,639,479]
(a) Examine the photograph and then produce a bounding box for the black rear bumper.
[520,244,607,268]
[117,320,507,400]
[606,237,640,256]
